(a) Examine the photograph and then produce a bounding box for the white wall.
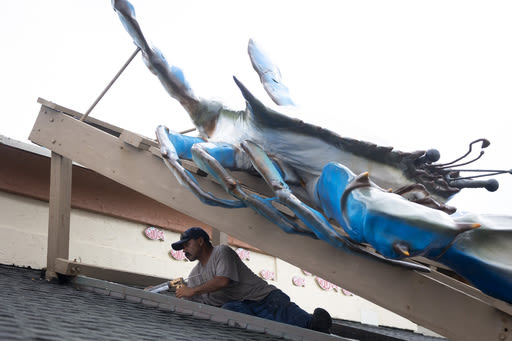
[0,192,49,269]
[0,190,416,330]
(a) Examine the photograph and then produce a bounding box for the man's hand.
[175,285,196,298]
[175,276,230,299]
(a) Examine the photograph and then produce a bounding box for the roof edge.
[71,275,346,341]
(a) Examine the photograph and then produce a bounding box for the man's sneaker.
[310,308,332,333]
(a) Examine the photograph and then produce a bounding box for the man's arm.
[175,276,230,298]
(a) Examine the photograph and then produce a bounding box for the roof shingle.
[0,265,296,340]
[1,264,447,341]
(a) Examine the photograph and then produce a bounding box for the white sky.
[1,0,511,214]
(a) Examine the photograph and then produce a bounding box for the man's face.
[182,238,202,261]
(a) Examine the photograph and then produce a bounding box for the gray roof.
[332,319,448,341]
[1,264,448,341]
[0,264,339,341]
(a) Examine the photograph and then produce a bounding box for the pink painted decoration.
[341,288,354,296]
[292,276,306,287]
[236,248,250,261]
[315,277,340,292]
[144,226,165,241]
[169,249,188,261]
[302,269,313,276]
[259,269,275,281]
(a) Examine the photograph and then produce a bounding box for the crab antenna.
[449,168,512,176]
[438,150,485,170]
[446,169,512,182]
[434,138,490,168]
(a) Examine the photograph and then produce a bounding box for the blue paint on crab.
[316,162,473,259]
[248,39,295,106]
[170,65,188,90]
[315,163,357,235]
[246,196,312,236]
[437,214,512,303]
[165,130,242,169]
[112,0,195,106]
[192,143,243,170]
[156,126,246,209]
[166,131,204,160]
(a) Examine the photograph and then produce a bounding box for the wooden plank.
[211,228,228,246]
[423,269,512,315]
[119,130,158,150]
[30,104,512,341]
[37,97,124,137]
[54,258,168,287]
[38,98,275,198]
[46,152,72,279]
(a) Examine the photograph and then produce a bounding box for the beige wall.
[1,192,49,269]
[0,190,416,330]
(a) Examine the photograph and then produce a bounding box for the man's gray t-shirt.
[187,245,276,307]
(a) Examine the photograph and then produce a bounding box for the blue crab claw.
[439,213,512,303]
[353,186,480,259]
[248,39,295,106]
[316,163,480,259]
[112,0,198,113]
[155,125,245,208]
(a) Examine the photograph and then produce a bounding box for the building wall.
[0,190,416,330]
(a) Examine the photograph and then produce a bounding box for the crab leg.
[156,126,245,208]
[248,39,295,106]
[241,140,340,240]
[190,143,315,237]
[113,0,206,116]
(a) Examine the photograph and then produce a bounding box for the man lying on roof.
[171,227,332,334]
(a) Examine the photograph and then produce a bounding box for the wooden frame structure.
[46,153,72,279]
[30,98,512,341]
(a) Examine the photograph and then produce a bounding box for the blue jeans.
[221,290,312,328]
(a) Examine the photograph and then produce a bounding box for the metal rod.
[81,47,141,122]
[179,127,196,134]
[450,168,512,173]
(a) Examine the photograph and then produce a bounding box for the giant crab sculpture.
[112,0,512,303]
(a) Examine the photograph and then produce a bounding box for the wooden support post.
[211,228,228,246]
[46,152,72,279]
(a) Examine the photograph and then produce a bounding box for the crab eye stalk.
[415,149,441,166]
[449,178,499,192]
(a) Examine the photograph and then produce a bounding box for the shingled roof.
[0,264,341,341]
[1,264,449,341]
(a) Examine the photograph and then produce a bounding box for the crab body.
[206,103,411,198]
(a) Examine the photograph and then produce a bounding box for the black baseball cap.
[171,227,210,250]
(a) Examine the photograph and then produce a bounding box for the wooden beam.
[119,129,157,150]
[46,152,72,279]
[37,97,124,137]
[30,104,512,341]
[54,258,168,287]
[211,228,228,246]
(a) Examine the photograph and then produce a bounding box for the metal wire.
[80,47,141,122]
